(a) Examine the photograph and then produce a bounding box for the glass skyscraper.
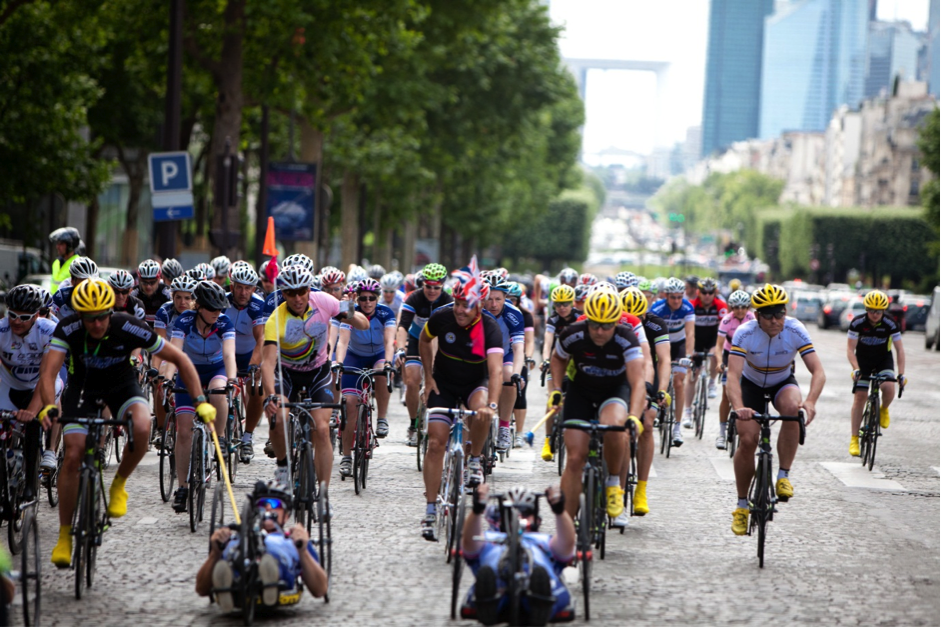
[865,21,922,98]
[700,0,775,157]
[759,0,868,139]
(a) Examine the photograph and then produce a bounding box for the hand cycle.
[730,399,805,568]
[690,351,710,440]
[48,404,135,599]
[0,411,41,626]
[427,407,478,562]
[659,361,683,458]
[559,418,632,621]
[856,372,903,471]
[333,364,393,494]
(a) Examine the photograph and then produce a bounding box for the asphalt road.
[12,323,939,626]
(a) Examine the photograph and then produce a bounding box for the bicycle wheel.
[659,407,668,455]
[45,455,59,507]
[21,506,40,626]
[665,404,674,459]
[860,399,873,467]
[189,428,204,533]
[6,451,25,555]
[209,483,225,554]
[226,407,238,484]
[622,440,637,534]
[353,406,366,495]
[416,422,423,472]
[101,427,114,470]
[316,482,332,602]
[577,493,592,621]
[695,377,707,439]
[114,425,125,463]
[556,424,566,477]
[450,489,467,620]
[445,450,463,563]
[72,469,91,599]
[86,475,101,589]
[727,416,737,459]
[295,445,315,532]
[750,455,772,568]
[867,399,880,472]
[159,412,177,502]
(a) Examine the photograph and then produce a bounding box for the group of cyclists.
[0,224,909,624]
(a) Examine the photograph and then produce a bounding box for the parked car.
[818,292,854,329]
[925,286,940,351]
[790,291,823,323]
[901,294,930,332]
[839,299,866,331]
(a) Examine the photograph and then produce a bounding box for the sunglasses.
[555,301,573,307]
[255,497,284,510]
[7,311,37,322]
[82,311,112,321]
[757,310,786,320]
[866,308,884,314]
[587,321,616,330]
[323,285,343,292]
[201,306,221,314]
[358,295,377,302]
[731,305,749,310]
[382,290,396,295]
[284,288,310,298]
[140,278,158,285]
[424,284,443,291]
[667,294,683,299]
[113,289,130,295]
[700,290,716,295]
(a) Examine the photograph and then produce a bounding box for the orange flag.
[262,217,278,257]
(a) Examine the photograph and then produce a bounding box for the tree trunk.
[298,119,323,262]
[401,218,417,274]
[85,195,99,260]
[117,146,148,267]
[341,171,359,271]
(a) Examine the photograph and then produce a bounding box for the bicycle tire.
[114,425,125,463]
[86,474,101,589]
[665,403,674,459]
[21,506,40,627]
[750,454,772,568]
[209,483,225,553]
[189,428,204,533]
[696,376,707,439]
[445,451,463,563]
[46,455,60,507]
[577,493,591,621]
[226,404,238,484]
[316,482,332,602]
[296,445,315,531]
[727,416,737,459]
[159,413,176,503]
[4,444,24,555]
[415,425,423,472]
[860,398,873,466]
[353,406,367,495]
[623,438,637,533]
[594,468,607,560]
[450,490,466,620]
[659,407,668,455]
[72,470,90,600]
[867,398,880,472]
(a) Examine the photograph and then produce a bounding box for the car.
[790,291,823,323]
[20,273,53,291]
[818,292,854,329]
[900,294,930,332]
[925,286,940,351]
[839,298,866,332]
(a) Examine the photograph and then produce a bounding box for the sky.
[548,0,933,164]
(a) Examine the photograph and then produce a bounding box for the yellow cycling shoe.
[633,480,649,516]
[605,486,625,519]
[51,526,72,567]
[879,407,890,429]
[731,508,749,536]
[775,477,794,501]
[849,435,860,457]
[541,437,553,462]
[108,474,129,518]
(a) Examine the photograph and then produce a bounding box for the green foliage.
[502,186,596,267]
[917,107,939,268]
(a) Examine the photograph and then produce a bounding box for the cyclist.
[685,277,728,424]
[483,274,526,452]
[638,278,657,307]
[153,275,198,443]
[335,278,396,476]
[726,284,826,536]
[534,267,577,323]
[379,273,404,316]
[161,258,184,284]
[538,285,578,461]
[199,480,327,609]
[618,287,671,523]
[550,288,645,520]
[615,271,635,291]
[847,290,905,457]
[649,277,695,447]
[49,226,82,293]
[367,264,386,280]
[37,278,214,565]
[714,290,755,450]
[395,262,453,446]
[506,282,535,448]
[684,275,699,301]
[131,259,172,327]
[108,270,146,320]
[51,256,99,319]
[573,284,589,313]
[459,484,574,626]
[210,255,231,288]
[418,276,502,539]
[258,260,275,296]
[261,267,367,490]
[162,280,236,513]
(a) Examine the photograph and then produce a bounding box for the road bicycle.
[334,365,392,494]
[856,372,903,471]
[428,407,478,563]
[690,351,710,440]
[157,377,177,503]
[0,412,30,554]
[658,367,679,458]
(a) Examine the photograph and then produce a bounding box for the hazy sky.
[549,0,932,161]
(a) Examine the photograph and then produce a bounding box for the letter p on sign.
[161,161,178,186]
[148,152,192,194]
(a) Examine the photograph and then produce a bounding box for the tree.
[917,107,939,262]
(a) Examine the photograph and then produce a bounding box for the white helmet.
[728,290,751,308]
[211,255,231,277]
[229,262,259,286]
[380,273,401,291]
[663,278,685,294]
[108,269,135,291]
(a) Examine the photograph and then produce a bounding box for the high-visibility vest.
[50,254,78,294]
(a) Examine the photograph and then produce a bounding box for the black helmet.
[6,285,44,314]
[161,258,184,282]
[49,227,81,251]
[251,480,293,510]
[194,280,228,311]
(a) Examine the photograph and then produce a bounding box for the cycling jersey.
[717,311,756,357]
[642,313,670,351]
[225,292,266,354]
[422,303,504,384]
[0,317,57,390]
[130,285,172,325]
[490,302,525,360]
[116,295,146,321]
[399,290,453,339]
[170,310,235,366]
[222,534,319,597]
[50,313,165,387]
[380,291,404,317]
[264,292,343,372]
[691,297,728,347]
[154,302,188,332]
[847,313,901,365]
[262,289,284,322]
[51,285,76,320]
[575,313,647,345]
[340,303,396,357]
[649,298,695,343]
[521,309,534,333]
[555,321,642,394]
[545,311,577,336]
[728,317,815,387]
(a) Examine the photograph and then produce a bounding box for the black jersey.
[691,296,728,344]
[555,321,643,393]
[50,313,165,388]
[130,285,172,325]
[422,304,504,384]
[642,313,670,363]
[521,309,534,331]
[847,313,901,365]
[116,294,146,321]
[399,289,453,339]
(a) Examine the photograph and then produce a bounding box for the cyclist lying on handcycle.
[460,484,575,626]
[196,481,327,612]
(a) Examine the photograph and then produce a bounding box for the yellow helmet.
[551,284,575,304]
[584,288,622,324]
[729,278,742,291]
[620,287,648,317]
[71,278,115,313]
[751,283,788,309]
[863,290,889,310]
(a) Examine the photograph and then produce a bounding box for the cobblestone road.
[13,325,939,626]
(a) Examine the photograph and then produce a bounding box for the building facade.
[866,21,923,98]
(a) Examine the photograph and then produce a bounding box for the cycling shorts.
[513,366,529,411]
[854,354,895,392]
[61,379,146,436]
[235,351,254,374]
[427,378,488,426]
[405,335,422,368]
[274,363,333,405]
[694,332,718,354]
[341,352,386,396]
[561,381,631,424]
[0,378,63,412]
[740,374,799,413]
[175,362,228,414]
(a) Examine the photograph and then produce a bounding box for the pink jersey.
[717,311,755,353]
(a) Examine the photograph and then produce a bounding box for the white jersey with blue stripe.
[340,303,397,356]
[0,317,57,390]
[225,292,266,354]
[171,310,235,365]
[649,298,695,343]
[492,301,526,355]
[728,317,815,387]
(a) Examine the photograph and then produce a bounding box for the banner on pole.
[265,162,316,241]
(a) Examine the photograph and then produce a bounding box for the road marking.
[136,517,159,525]
[932,467,940,476]
[648,465,657,478]
[819,462,906,491]
[498,449,536,475]
[709,457,736,481]
[137,452,160,467]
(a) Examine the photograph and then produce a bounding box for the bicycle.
[730,400,805,568]
[41,432,62,508]
[658,367,680,458]
[856,373,904,471]
[415,382,428,472]
[334,365,392,494]
[53,404,135,599]
[18,499,41,626]
[427,407,477,563]
[690,351,710,440]
[0,412,29,554]
[158,377,177,503]
[502,377,523,458]
[726,410,738,459]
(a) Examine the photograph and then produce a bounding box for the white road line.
[709,457,736,481]
[648,465,657,478]
[931,467,940,476]
[136,517,159,525]
[819,462,906,491]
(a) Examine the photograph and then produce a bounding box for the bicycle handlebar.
[332,365,394,393]
[560,421,627,434]
[503,377,523,398]
[729,410,806,446]
[427,407,478,418]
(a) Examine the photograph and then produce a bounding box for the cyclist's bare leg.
[404,363,422,425]
[708,352,718,385]
[422,421,450,501]
[208,377,227,437]
[561,428,589,517]
[154,390,167,431]
[514,408,526,436]
[684,365,700,411]
[311,407,334,488]
[374,371,390,419]
[879,379,896,411]
[340,393,358,454]
[467,388,490,457]
[268,395,290,461]
[175,412,195,488]
[719,385,730,426]
[637,407,655,482]
[498,364,514,426]
[850,389,867,434]
[115,403,152,479]
[773,387,801,470]
[57,432,86,526]
[244,392,263,436]
[733,419,760,498]
[599,401,626,478]
[672,370,686,419]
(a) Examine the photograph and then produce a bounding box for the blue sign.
[154,205,194,222]
[148,152,192,193]
[266,162,316,241]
